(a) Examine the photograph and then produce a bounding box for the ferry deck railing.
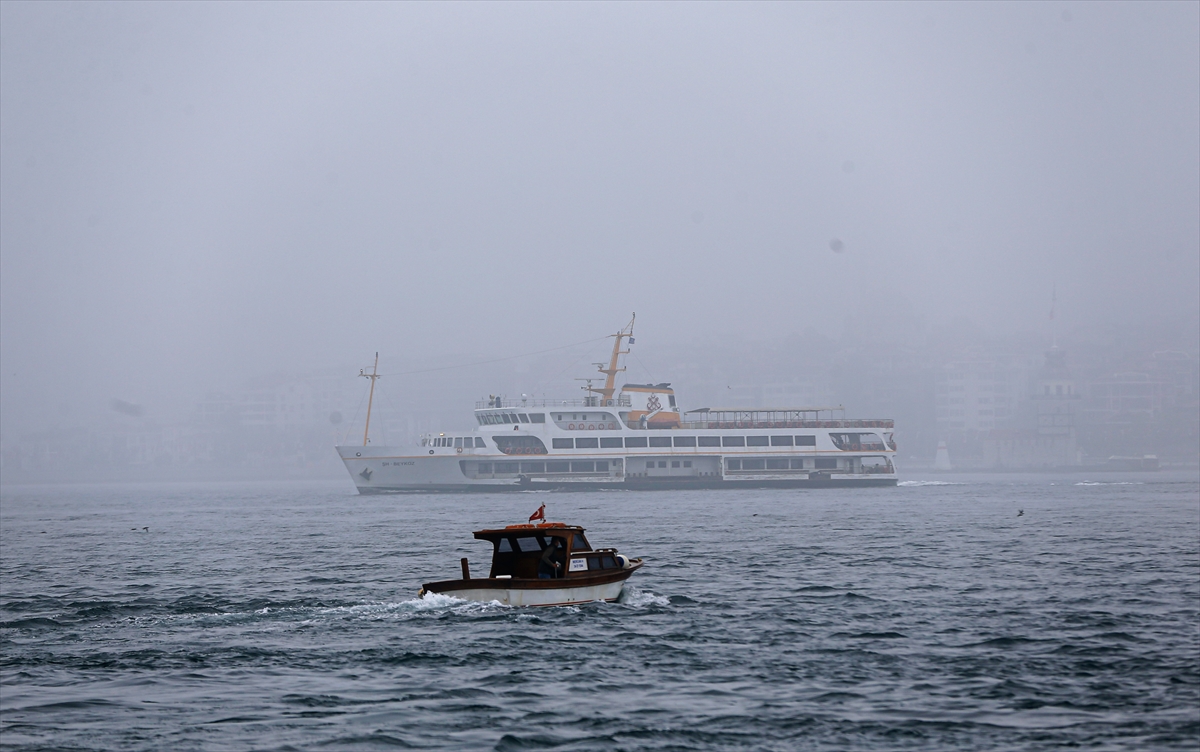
[477,396,633,409]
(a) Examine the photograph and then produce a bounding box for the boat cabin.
[474,524,623,579]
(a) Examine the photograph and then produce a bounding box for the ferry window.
[658,461,667,468]
[671,461,680,468]
[477,415,485,425]
[454,438,463,448]
[645,461,654,470]
[552,438,574,449]
[771,436,794,446]
[571,461,595,472]
[496,461,519,473]
[575,437,599,449]
[546,461,569,472]
[478,463,492,473]
[625,437,648,447]
[556,414,563,421]
[508,414,519,423]
[673,436,696,447]
[572,534,589,551]
[475,437,486,448]
[518,414,530,423]
[601,555,617,569]
[530,413,546,423]
[815,458,837,469]
[515,537,542,553]
[683,461,692,468]
[726,459,741,470]
[498,538,513,553]
[790,458,805,469]
[501,414,512,424]
[668,395,676,408]
[743,459,766,470]
[595,460,609,472]
[649,437,672,447]
[747,436,769,446]
[766,459,789,470]
[587,556,601,570]
[722,436,745,447]
[796,435,816,446]
[521,462,545,473]
[698,436,721,447]
[600,437,623,448]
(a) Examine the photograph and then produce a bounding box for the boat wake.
[314,594,506,618]
[898,480,965,487]
[618,586,670,608]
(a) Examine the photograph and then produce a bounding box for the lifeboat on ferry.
[418,520,643,607]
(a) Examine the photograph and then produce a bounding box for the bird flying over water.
[1017,509,1024,517]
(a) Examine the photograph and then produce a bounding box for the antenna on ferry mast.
[588,313,635,406]
[359,353,381,447]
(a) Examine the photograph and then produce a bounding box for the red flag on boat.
[529,504,545,523]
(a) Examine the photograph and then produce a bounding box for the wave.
[898,480,965,487]
[1075,481,1144,486]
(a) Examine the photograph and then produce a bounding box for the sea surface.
[1,473,1198,751]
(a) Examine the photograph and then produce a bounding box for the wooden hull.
[422,565,640,607]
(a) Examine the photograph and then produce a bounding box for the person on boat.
[538,538,564,579]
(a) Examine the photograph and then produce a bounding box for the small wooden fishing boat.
[419,510,643,607]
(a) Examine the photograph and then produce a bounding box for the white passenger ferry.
[337,319,898,492]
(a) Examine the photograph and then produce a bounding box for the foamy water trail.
[1075,481,1145,486]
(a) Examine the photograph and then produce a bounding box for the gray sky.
[2,1,1197,436]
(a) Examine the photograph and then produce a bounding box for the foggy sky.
[2,1,1197,438]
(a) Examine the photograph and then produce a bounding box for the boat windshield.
[515,536,542,552]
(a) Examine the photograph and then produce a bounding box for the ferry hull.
[338,447,896,493]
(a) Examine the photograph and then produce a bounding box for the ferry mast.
[588,314,635,406]
[359,352,380,446]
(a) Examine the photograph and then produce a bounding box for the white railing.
[477,396,632,410]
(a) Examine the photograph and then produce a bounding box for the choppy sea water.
[1,473,1197,751]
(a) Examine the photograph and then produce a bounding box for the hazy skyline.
[2,1,1197,439]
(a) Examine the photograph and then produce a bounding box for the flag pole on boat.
[359,353,380,446]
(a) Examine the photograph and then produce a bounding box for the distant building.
[935,357,1025,434]
[983,346,1081,469]
[1078,350,1200,462]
